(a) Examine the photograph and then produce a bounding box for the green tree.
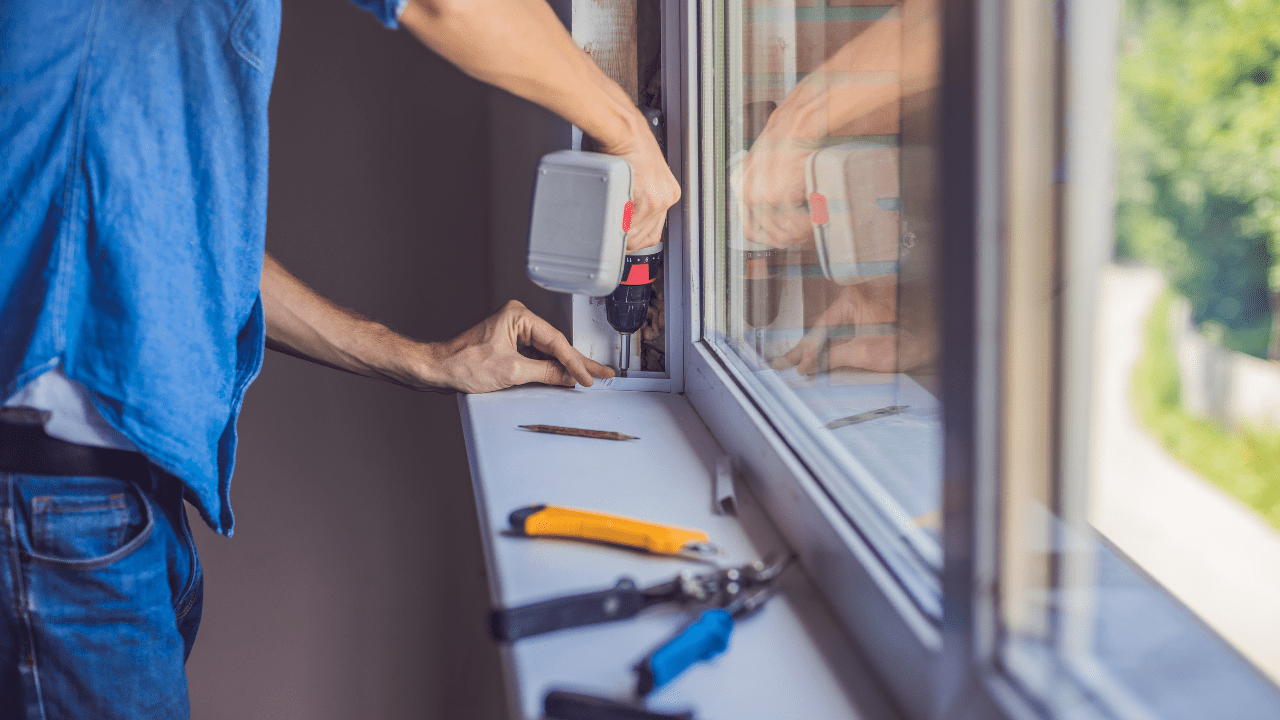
[1116,0,1280,358]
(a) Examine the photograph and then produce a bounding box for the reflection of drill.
[742,246,782,329]
[607,243,662,376]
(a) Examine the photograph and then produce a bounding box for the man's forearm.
[260,253,613,393]
[260,252,445,389]
[398,0,641,152]
[398,0,679,252]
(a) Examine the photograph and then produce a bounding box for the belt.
[0,416,150,483]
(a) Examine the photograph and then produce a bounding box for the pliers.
[633,556,791,696]
[489,555,791,643]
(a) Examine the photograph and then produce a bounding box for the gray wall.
[486,90,573,335]
[186,0,507,717]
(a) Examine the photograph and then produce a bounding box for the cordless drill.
[525,108,665,377]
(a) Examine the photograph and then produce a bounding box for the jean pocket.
[27,479,155,569]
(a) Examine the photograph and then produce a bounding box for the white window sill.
[458,386,900,720]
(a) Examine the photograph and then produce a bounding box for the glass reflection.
[710,0,944,607]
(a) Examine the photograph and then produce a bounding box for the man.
[0,0,680,716]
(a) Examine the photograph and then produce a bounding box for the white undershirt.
[3,368,139,451]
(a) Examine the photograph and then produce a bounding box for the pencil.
[518,424,639,441]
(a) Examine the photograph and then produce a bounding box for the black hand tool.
[489,557,785,643]
[544,690,693,720]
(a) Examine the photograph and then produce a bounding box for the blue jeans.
[0,468,202,719]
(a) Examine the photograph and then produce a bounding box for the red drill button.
[809,193,829,225]
[622,262,651,285]
[622,200,634,233]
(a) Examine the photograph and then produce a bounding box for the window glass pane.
[996,0,1280,716]
[701,0,943,617]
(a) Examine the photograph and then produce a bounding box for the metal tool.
[633,556,793,696]
[506,505,720,558]
[489,558,784,643]
[824,405,908,430]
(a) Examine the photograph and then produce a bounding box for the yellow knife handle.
[509,505,709,555]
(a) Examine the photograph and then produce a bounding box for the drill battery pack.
[526,150,634,297]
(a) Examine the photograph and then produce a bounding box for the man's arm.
[260,252,613,393]
[397,0,679,252]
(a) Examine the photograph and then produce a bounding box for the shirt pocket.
[29,480,154,569]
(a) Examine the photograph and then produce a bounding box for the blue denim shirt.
[0,0,405,535]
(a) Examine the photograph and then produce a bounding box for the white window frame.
[665,0,948,716]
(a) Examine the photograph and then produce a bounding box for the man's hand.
[398,0,679,252]
[261,253,612,394]
[421,300,614,393]
[596,125,681,253]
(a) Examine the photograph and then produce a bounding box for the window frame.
[661,0,1059,718]
[667,0,949,716]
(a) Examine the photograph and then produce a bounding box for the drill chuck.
[605,249,662,336]
[605,284,652,335]
[606,246,661,376]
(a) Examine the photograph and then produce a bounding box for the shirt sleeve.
[347,0,410,28]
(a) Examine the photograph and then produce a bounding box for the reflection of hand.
[426,300,614,393]
[598,118,682,253]
[771,277,899,374]
[733,15,909,249]
[734,100,821,249]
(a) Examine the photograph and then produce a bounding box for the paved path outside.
[1092,265,1280,685]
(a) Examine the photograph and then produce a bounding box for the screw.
[901,233,917,248]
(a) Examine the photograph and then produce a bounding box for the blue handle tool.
[635,608,735,696]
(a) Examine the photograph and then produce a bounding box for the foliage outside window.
[1116,0,1280,359]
